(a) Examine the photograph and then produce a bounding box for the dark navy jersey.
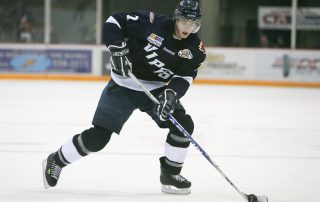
[103,11,206,98]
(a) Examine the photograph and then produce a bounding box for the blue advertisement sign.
[0,49,92,73]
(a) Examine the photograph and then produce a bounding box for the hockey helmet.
[174,0,202,33]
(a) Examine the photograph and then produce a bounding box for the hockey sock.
[163,138,188,174]
[163,113,194,174]
[53,133,89,167]
[53,126,112,167]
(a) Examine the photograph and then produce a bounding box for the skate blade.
[161,185,191,195]
[42,159,50,189]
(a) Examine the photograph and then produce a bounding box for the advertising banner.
[0,48,92,73]
[197,48,255,80]
[197,48,320,84]
[258,7,320,30]
[255,50,320,82]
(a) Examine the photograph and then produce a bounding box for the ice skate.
[42,153,62,189]
[160,165,191,195]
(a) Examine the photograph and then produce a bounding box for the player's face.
[174,19,198,39]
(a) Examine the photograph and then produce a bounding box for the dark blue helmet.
[174,0,202,32]
[174,0,202,22]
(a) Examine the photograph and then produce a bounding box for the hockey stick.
[128,71,268,202]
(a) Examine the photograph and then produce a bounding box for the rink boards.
[0,44,319,88]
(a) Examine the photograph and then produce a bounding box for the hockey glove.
[108,40,132,77]
[154,89,178,121]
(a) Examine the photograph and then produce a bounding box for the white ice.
[0,80,320,202]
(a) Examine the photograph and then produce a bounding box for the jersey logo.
[178,49,193,59]
[163,47,175,56]
[144,43,174,79]
[147,33,164,47]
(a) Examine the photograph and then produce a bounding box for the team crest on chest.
[178,49,193,59]
[147,33,164,47]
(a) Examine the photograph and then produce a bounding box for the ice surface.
[0,80,320,202]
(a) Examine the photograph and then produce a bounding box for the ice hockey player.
[43,0,206,195]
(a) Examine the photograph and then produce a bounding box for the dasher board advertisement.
[0,48,92,73]
[255,50,320,82]
[197,48,255,80]
[198,48,320,83]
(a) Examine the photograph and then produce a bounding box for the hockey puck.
[248,194,258,202]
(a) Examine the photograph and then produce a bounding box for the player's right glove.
[108,40,132,76]
[154,89,178,121]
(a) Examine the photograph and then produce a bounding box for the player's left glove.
[154,89,178,121]
[108,40,132,77]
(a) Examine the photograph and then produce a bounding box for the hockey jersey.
[103,11,206,98]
